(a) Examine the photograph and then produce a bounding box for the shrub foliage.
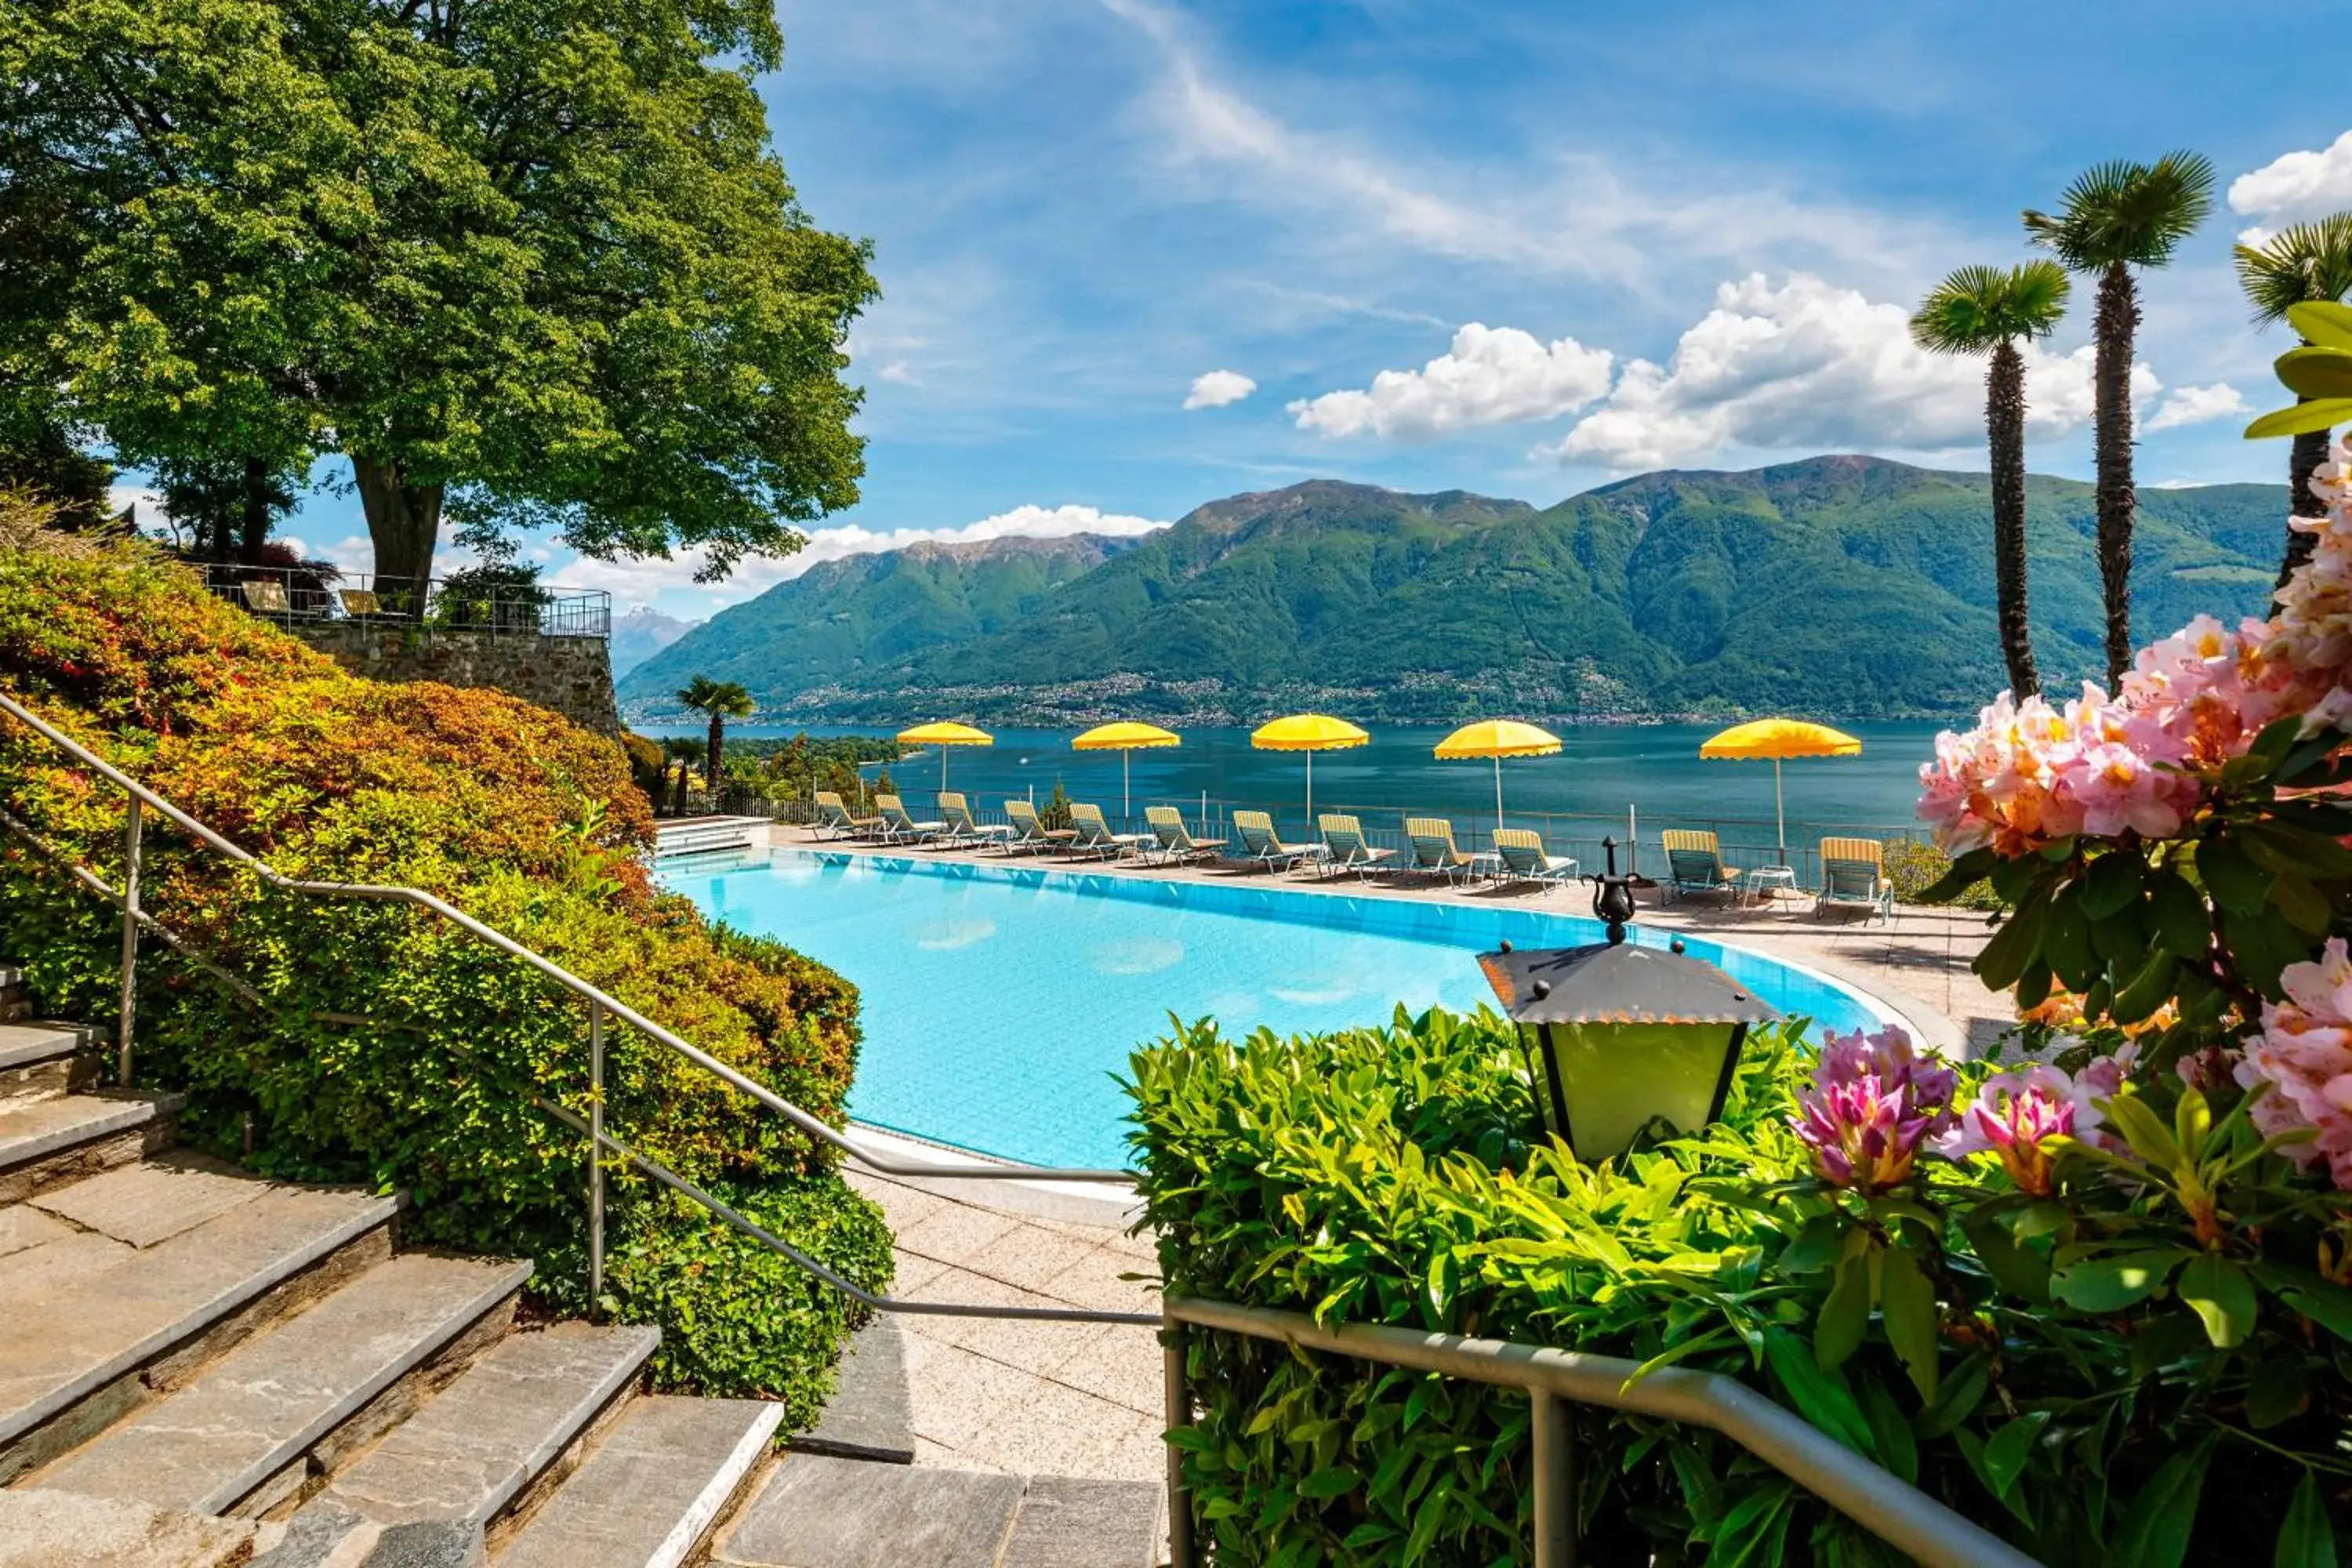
[0,532,890,1406]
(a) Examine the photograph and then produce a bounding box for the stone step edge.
[0,1022,104,1074]
[0,1090,186,1172]
[497,1396,786,1568]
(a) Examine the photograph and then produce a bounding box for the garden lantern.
[1478,839,1777,1159]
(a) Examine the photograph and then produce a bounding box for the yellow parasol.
[1071,721,1181,818]
[1250,713,1369,824]
[896,721,994,792]
[1698,719,1862,868]
[1434,719,1563,828]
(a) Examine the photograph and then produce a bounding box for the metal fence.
[203,564,612,639]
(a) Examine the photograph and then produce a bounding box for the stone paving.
[782,825,2012,1487]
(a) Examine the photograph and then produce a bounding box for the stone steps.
[30,1253,534,1518]
[0,1019,100,1104]
[0,1089,182,1205]
[0,1160,401,1475]
[0,964,30,1024]
[710,1456,1163,1568]
[494,1395,782,1568]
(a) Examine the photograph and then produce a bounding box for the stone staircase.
[0,966,1165,1567]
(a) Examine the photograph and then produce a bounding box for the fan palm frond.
[1910,261,2073,355]
[2024,151,2217,270]
[2236,215,2352,325]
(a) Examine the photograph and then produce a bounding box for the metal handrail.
[1158,1297,2043,1568]
[0,688,1149,1331]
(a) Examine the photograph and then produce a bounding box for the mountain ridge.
[619,457,2288,724]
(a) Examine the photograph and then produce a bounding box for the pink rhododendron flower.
[1936,1065,2100,1196]
[1791,1027,1954,1194]
[2236,936,2352,1188]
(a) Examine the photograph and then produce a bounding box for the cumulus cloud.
[1183,369,1258,409]
[2230,131,2352,240]
[2146,383,2249,433]
[1288,323,1613,441]
[553,503,1173,610]
[1538,273,2156,471]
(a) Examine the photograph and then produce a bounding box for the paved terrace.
[726,824,2009,1490]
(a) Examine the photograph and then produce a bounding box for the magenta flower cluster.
[1790,1026,1956,1194]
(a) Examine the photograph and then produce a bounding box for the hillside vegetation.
[621,456,2284,723]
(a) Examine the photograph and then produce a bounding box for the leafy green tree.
[2234,216,2352,590]
[0,417,114,528]
[2024,152,2216,691]
[1911,260,2074,699]
[677,677,754,801]
[157,456,298,564]
[2,0,874,592]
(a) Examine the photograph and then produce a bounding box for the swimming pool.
[662,848,1898,1170]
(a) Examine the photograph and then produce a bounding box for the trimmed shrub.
[1130,1006,2352,1566]
[0,532,889,1407]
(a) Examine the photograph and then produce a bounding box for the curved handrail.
[0,689,1128,1185]
[1161,1295,2043,1568]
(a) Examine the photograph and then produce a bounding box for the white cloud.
[1183,368,1257,409]
[1539,273,2158,471]
[2230,132,2352,239]
[2146,383,2249,433]
[1288,323,1613,441]
[877,360,920,385]
[108,485,167,533]
[553,503,1174,611]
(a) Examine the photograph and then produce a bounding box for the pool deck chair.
[1144,806,1228,866]
[1661,829,1738,903]
[998,799,1073,856]
[874,793,947,845]
[1818,837,1896,924]
[812,789,883,841]
[336,587,383,619]
[937,791,1015,850]
[1232,810,1322,873]
[1065,803,1149,861]
[1316,815,1397,881]
[1405,817,1494,884]
[1491,828,1578,891]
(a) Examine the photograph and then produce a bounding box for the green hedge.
[1129,1006,2352,1567]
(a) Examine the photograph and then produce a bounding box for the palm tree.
[2024,152,2217,691]
[2235,215,2352,591]
[1911,261,2074,699]
[677,676,754,805]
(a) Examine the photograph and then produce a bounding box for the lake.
[640,720,1958,868]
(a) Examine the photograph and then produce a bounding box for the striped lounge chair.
[1492,829,1578,891]
[1144,806,1227,866]
[1818,837,1895,924]
[1316,815,1396,881]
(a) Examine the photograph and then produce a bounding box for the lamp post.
[1478,838,1777,1160]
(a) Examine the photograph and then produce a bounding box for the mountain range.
[617,456,2288,724]
[610,606,701,681]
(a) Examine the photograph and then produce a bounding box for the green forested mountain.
[619,457,2287,723]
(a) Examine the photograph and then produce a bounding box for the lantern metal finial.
[1588,836,1636,944]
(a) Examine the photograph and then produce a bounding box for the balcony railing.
[203,564,611,639]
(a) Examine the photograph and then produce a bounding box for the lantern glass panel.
[1548,1020,1739,1157]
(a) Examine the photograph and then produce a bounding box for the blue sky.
[165,0,2352,618]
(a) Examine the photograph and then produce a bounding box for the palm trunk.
[2092,260,2140,693]
[1987,340,2039,698]
[2275,423,2331,600]
[670,760,688,817]
[350,455,445,612]
[706,715,724,809]
[237,458,273,564]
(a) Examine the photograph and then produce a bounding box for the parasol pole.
[1123,750,1131,820]
[1306,750,1314,826]
[1774,757,1787,868]
[1494,754,1504,831]
[941,746,949,793]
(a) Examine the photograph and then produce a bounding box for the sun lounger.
[1065,803,1149,861]
[811,789,884,841]
[337,588,383,618]
[1492,829,1578,890]
[1316,814,1397,880]
[1232,810,1322,872]
[1143,806,1228,866]
[1662,829,1738,902]
[998,799,1072,856]
[1404,817,1495,884]
[874,793,946,845]
[938,791,1015,849]
[1818,837,1895,924]
[238,579,292,615]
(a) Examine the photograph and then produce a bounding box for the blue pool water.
[662,849,1896,1170]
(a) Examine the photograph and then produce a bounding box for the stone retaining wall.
[292,625,621,735]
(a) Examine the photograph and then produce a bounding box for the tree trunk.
[350,455,445,612]
[706,715,724,809]
[2275,423,2331,601]
[237,458,272,564]
[2092,260,2140,694]
[670,760,688,817]
[1987,341,2039,699]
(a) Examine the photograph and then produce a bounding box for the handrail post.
[1532,1390,1577,1568]
[117,796,143,1086]
[1163,1312,1196,1568]
[588,1000,605,1317]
